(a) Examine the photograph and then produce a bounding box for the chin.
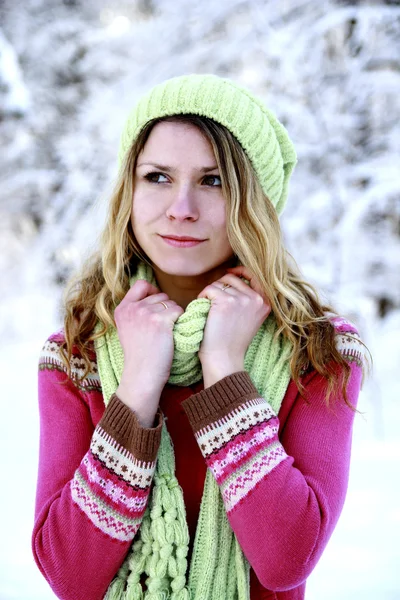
[149,252,220,277]
[156,260,213,278]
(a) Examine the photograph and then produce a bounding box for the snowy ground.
[1,298,399,600]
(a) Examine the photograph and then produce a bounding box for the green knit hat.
[118,74,297,215]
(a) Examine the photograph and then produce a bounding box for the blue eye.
[202,175,221,187]
[144,172,169,184]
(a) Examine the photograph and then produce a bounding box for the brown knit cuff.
[99,394,163,463]
[182,371,260,433]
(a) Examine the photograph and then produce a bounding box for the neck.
[152,256,237,310]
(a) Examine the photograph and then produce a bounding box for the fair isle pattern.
[196,397,276,456]
[91,426,156,489]
[331,315,366,368]
[194,396,288,513]
[70,426,156,541]
[39,337,101,391]
[221,442,287,512]
[193,319,364,515]
[71,473,142,542]
[331,316,357,330]
[335,330,365,367]
[81,454,149,513]
[207,418,280,483]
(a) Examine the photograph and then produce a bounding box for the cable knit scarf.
[95,262,292,600]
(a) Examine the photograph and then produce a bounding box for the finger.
[141,292,171,306]
[122,280,161,303]
[219,273,253,293]
[226,266,252,282]
[138,293,184,316]
[197,279,241,300]
[199,274,253,300]
[197,281,235,300]
[226,267,266,298]
[151,300,185,320]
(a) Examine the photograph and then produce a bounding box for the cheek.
[131,196,153,229]
[130,204,146,243]
[130,204,139,234]
[211,205,229,238]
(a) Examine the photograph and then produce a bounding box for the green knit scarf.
[95,262,292,600]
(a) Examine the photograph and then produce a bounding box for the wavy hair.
[62,114,366,407]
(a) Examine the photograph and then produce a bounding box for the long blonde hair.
[62,114,361,407]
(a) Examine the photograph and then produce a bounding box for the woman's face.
[131,120,234,277]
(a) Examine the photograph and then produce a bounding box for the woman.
[32,74,366,600]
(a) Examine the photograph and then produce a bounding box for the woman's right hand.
[114,279,184,426]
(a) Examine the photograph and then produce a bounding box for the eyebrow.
[136,162,219,173]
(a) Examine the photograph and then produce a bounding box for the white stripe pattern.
[91,427,155,488]
[71,472,141,541]
[82,455,149,512]
[40,339,100,386]
[208,419,279,479]
[221,443,288,513]
[195,397,276,456]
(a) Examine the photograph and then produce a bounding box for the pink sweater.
[32,319,364,600]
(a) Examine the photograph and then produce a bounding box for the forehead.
[140,120,215,159]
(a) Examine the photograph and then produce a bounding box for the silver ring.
[222,283,231,291]
[159,301,168,310]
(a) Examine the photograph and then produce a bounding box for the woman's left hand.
[197,266,271,386]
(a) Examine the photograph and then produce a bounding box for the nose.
[166,183,199,222]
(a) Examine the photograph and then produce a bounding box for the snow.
[0,30,30,117]
[0,0,399,598]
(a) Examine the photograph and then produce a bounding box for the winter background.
[1,0,399,598]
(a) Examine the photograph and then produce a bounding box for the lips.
[160,235,206,241]
[160,235,206,248]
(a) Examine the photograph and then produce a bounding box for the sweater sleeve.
[181,323,365,592]
[32,335,162,600]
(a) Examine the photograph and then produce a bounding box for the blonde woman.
[32,75,366,600]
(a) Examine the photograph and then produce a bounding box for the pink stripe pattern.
[221,443,287,512]
[194,397,288,513]
[207,418,280,482]
[70,475,142,541]
[70,425,155,541]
